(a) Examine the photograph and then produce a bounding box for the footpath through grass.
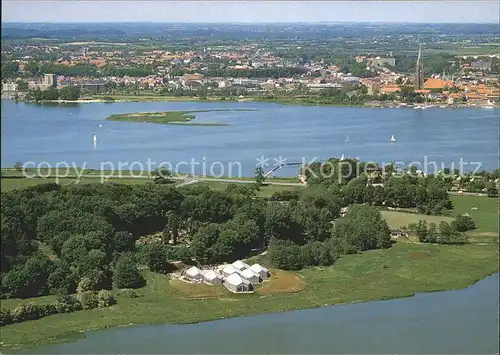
[1,241,498,351]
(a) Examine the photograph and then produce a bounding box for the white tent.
[240,268,261,284]
[232,260,250,271]
[250,264,270,279]
[222,264,238,277]
[202,270,224,285]
[185,266,203,281]
[224,273,252,293]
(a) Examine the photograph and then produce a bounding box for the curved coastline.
[3,269,498,351]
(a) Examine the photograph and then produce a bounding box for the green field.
[449,195,498,234]
[381,211,454,230]
[1,241,497,350]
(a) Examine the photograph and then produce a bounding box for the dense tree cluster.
[407,219,468,245]
[303,159,453,214]
[26,86,81,102]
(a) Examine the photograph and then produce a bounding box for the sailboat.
[93,134,97,144]
[345,136,351,143]
[390,134,396,143]
[340,154,345,160]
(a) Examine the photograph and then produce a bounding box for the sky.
[2,1,499,24]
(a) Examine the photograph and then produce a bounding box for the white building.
[202,270,224,285]
[240,268,261,284]
[249,264,270,280]
[232,260,250,271]
[224,273,253,293]
[185,266,203,282]
[222,264,238,277]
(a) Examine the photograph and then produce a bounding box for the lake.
[25,274,499,354]
[1,100,498,176]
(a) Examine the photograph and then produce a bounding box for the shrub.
[39,303,57,317]
[97,290,115,308]
[77,291,98,310]
[113,255,145,289]
[23,302,41,320]
[10,304,28,322]
[0,308,12,326]
[451,214,476,232]
[54,295,82,313]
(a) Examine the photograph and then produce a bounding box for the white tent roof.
[186,266,202,277]
[250,263,269,273]
[222,264,238,275]
[202,270,222,280]
[232,260,250,270]
[240,268,259,279]
[225,273,250,286]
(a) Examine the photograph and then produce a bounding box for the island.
[106,109,257,126]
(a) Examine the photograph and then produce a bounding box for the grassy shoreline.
[1,242,497,351]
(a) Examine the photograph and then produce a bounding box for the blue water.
[1,100,498,176]
[27,274,499,354]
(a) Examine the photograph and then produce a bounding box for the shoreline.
[2,269,497,351]
[6,97,496,109]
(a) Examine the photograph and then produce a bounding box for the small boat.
[340,154,345,160]
[99,124,103,127]
[345,136,351,143]
[482,106,494,110]
[93,134,97,143]
[390,134,396,143]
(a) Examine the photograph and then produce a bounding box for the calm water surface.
[27,274,499,354]
[2,100,498,176]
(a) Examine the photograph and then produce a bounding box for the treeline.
[406,215,474,245]
[175,67,310,79]
[26,86,81,102]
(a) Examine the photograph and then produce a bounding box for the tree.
[152,168,172,184]
[13,162,24,171]
[268,240,304,270]
[331,205,391,254]
[113,254,145,289]
[139,243,171,273]
[437,221,467,245]
[59,85,81,100]
[254,166,265,188]
[41,87,59,101]
[47,262,77,295]
[451,214,475,232]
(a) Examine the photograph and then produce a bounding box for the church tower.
[414,44,424,90]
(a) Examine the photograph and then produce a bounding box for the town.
[1,23,499,107]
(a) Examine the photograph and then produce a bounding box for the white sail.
[340,154,345,160]
[390,134,396,143]
[345,136,351,143]
[93,134,97,143]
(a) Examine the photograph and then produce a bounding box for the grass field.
[381,211,454,229]
[1,241,497,350]
[449,195,498,234]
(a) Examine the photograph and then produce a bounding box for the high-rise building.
[414,44,424,90]
[43,74,56,88]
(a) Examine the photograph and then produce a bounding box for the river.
[24,274,499,354]
[1,100,498,176]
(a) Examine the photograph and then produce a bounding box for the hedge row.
[0,290,115,326]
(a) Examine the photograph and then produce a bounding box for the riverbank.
[1,239,497,351]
